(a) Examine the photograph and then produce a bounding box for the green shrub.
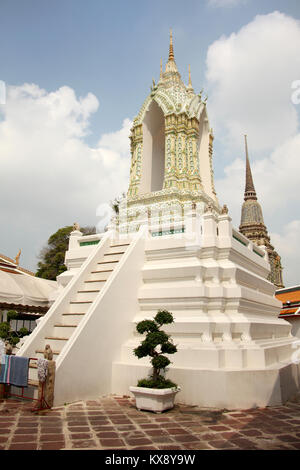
[0,322,10,339]
[137,376,177,389]
[7,310,18,322]
[18,327,29,337]
[133,309,178,389]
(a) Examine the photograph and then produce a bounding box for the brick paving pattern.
[0,395,300,450]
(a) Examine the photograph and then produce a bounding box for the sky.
[0,0,299,287]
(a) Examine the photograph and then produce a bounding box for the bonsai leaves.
[134,310,178,388]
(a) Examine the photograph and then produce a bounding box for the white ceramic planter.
[129,386,181,413]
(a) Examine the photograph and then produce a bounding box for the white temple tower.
[18,32,300,409]
[112,29,220,235]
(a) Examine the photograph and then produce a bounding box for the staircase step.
[110,243,130,248]
[44,336,69,350]
[61,313,85,325]
[69,301,93,313]
[45,336,69,341]
[89,271,113,283]
[100,254,123,263]
[91,269,113,273]
[104,251,125,256]
[77,290,100,293]
[53,324,77,336]
[74,290,99,301]
[62,312,85,315]
[82,281,106,290]
[97,260,119,265]
[36,349,60,356]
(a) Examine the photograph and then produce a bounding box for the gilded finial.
[168,28,174,61]
[187,64,194,93]
[15,249,21,266]
[160,58,163,80]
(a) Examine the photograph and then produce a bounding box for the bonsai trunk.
[153,367,159,382]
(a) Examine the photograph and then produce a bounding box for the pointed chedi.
[239,135,284,288]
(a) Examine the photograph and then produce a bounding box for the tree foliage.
[133,310,178,389]
[35,225,96,280]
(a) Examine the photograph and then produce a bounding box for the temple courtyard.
[0,395,300,450]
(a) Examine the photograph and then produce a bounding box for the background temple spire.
[244,134,257,201]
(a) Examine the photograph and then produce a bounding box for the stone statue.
[43,344,53,361]
[5,340,13,355]
[73,222,80,232]
[221,204,228,214]
[204,202,213,213]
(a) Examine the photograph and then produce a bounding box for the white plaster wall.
[17,232,112,360]
[286,317,300,339]
[198,108,216,201]
[139,101,165,194]
[112,361,300,409]
[112,213,300,408]
[53,227,147,405]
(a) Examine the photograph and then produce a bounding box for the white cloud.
[206,11,300,153]
[0,83,131,271]
[206,11,300,287]
[216,133,300,221]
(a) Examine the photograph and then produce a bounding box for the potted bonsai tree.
[129,309,180,412]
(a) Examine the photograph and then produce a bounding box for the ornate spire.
[165,29,178,74]
[187,64,194,94]
[168,28,174,61]
[244,135,257,201]
[160,58,163,81]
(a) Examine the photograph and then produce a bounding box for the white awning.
[0,270,57,308]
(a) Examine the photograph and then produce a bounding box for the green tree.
[133,310,178,389]
[36,225,96,280]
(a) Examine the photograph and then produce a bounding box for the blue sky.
[0,0,300,286]
[1,0,299,141]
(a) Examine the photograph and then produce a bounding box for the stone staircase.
[24,239,131,396]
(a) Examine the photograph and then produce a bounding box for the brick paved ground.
[0,395,300,450]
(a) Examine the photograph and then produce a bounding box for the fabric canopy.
[0,270,57,308]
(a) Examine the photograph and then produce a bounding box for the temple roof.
[0,253,35,276]
[276,285,300,318]
[0,252,57,309]
[134,31,205,124]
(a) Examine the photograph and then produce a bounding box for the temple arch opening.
[140,100,165,194]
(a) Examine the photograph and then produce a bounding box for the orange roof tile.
[276,290,300,303]
[279,308,298,316]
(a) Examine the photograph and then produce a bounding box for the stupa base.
[113,361,300,410]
